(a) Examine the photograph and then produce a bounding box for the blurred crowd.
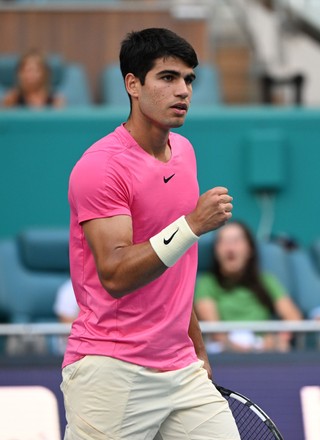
[52,220,320,355]
[0,49,319,356]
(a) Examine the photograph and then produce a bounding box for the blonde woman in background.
[1,49,64,108]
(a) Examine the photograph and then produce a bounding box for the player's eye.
[162,75,174,82]
[185,76,195,85]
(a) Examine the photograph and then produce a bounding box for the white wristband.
[149,216,199,267]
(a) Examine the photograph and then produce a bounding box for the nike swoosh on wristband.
[163,228,179,245]
[163,174,175,183]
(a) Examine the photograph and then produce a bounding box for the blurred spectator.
[53,278,78,355]
[54,278,78,324]
[1,49,64,108]
[194,221,302,353]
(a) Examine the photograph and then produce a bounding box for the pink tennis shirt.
[63,124,199,371]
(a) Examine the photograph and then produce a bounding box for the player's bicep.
[83,215,133,276]
[82,215,165,297]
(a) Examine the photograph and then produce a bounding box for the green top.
[194,272,286,321]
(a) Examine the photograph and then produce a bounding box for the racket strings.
[225,396,278,440]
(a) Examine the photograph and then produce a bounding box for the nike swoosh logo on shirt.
[163,228,179,245]
[163,174,175,183]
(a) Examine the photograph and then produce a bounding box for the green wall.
[0,106,319,246]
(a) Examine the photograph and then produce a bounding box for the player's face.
[215,224,252,276]
[135,56,195,129]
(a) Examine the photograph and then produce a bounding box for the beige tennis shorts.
[61,355,240,440]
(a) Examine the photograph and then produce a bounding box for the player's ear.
[125,73,140,99]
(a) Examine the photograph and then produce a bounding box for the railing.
[199,320,320,333]
[0,320,319,350]
[0,323,72,336]
[200,320,320,350]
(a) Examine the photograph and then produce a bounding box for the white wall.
[245,0,320,106]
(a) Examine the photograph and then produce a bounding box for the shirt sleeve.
[69,150,132,224]
[261,273,287,301]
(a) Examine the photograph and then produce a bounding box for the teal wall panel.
[0,106,319,246]
[177,107,320,245]
[0,108,126,239]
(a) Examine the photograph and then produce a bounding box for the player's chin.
[167,116,187,128]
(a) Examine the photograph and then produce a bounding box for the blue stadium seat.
[258,241,293,295]
[192,63,222,105]
[0,229,69,324]
[287,249,320,317]
[197,231,216,273]
[100,63,128,106]
[0,54,92,106]
[310,239,320,275]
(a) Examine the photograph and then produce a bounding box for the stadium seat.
[100,63,128,106]
[258,241,293,295]
[310,239,320,275]
[192,63,222,105]
[0,228,69,323]
[287,249,320,317]
[0,54,92,106]
[197,231,216,273]
[260,72,305,106]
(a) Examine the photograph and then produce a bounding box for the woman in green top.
[194,221,302,352]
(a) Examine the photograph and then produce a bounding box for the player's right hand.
[186,187,233,236]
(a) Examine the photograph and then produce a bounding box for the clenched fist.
[186,187,233,236]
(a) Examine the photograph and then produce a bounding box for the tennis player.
[61,28,240,440]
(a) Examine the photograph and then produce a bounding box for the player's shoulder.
[70,126,131,184]
[74,126,132,170]
[169,131,195,159]
[169,131,193,147]
[84,125,130,159]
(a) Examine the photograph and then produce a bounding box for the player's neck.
[125,117,171,162]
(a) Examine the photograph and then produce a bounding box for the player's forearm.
[92,215,198,298]
[96,241,167,298]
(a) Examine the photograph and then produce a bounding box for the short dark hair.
[120,28,198,85]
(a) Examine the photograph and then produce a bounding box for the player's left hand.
[202,357,213,380]
[197,352,212,380]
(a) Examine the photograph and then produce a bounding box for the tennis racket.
[215,384,284,440]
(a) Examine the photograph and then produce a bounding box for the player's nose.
[175,78,190,99]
